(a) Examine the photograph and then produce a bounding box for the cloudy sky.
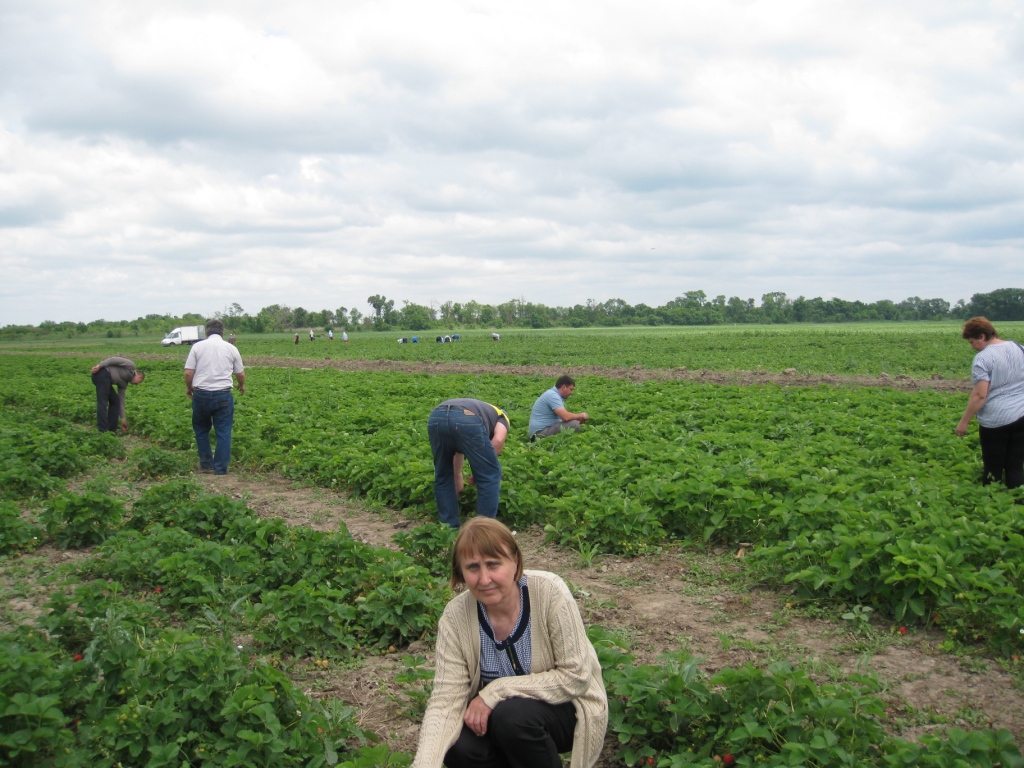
[1,0,1022,326]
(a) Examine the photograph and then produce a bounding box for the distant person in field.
[90,357,144,433]
[342,330,349,343]
[328,329,334,341]
[184,319,245,476]
[309,329,315,342]
[491,332,500,341]
[294,333,300,345]
[956,317,1024,489]
[428,399,510,528]
[528,375,589,440]
[228,332,236,344]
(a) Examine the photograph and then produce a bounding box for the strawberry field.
[3,325,1024,767]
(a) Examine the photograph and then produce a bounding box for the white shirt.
[185,334,244,391]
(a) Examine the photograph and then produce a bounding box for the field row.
[4,355,1023,653]
[3,396,1022,767]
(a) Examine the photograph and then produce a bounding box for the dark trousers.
[91,368,120,433]
[979,413,1024,489]
[444,698,576,768]
[192,389,235,475]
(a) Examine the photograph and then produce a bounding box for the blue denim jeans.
[428,404,503,528]
[192,389,234,474]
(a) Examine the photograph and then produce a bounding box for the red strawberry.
[73,654,83,662]
[723,755,735,767]
[155,586,163,593]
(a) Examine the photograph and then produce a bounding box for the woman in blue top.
[956,317,1024,489]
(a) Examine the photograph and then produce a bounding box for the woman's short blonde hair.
[450,518,524,589]
[962,317,998,341]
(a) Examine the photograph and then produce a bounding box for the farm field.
[6,321,1024,378]
[3,325,1024,767]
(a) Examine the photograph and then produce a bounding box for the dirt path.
[197,470,1024,762]
[19,350,973,392]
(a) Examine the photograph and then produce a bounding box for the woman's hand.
[463,695,492,737]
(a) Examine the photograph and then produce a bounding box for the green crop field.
[7,321,1024,377]
[2,324,1024,767]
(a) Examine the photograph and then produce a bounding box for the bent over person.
[428,399,509,528]
[90,357,144,433]
[184,319,245,475]
[956,316,1024,488]
[528,375,589,440]
[411,518,608,768]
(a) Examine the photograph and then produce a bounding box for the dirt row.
[34,349,973,392]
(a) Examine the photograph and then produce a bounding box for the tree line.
[3,288,1022,339]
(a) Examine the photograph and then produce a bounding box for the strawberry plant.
[40,491,124,548]
[0,502,42,555]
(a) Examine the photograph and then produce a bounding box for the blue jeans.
[428,404,502,528]
[192,389,234,474]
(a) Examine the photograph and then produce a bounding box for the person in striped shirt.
[956,316,1024,488]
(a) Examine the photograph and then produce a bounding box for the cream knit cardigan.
[411,570,608,768]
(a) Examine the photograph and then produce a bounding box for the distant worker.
[491,332,500,341]
[294,333,300,345]
[528,375,589,440]
[309,329,315,342]
[228,332,236,344]
[328,329,334,341]
[342,331,349,343]
[90,357,144,433]
[184,319,245,476]
[956,317,1024,489]
[428,399,510,528]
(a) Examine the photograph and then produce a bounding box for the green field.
[2,325,1024,767]
[7,321,1024,377]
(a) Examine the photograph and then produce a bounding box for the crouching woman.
[411,518,608,768]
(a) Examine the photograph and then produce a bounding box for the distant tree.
[367,295,397,329]
[966,288,1024,321]
[348,308,363,327]
[399,301,435,330]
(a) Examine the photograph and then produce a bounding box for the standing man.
[184,319,245,475]
[328,328,334,341]
[90,357,144,433]
[528,375,589,440]
[427,399,510,528]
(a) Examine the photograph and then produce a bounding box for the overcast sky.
[1,0,1022,326]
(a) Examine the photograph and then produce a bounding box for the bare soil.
[194,470,1024,763]
[32,350,974,393]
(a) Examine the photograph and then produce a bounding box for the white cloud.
[0,0,1022,324]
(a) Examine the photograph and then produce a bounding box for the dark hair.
[555,375,575,389]
[450,518,524,589]
[205,319,225,337]
[962,317,997,341]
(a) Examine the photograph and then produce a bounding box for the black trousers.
[91,368,120,433]
[979,413,1024,490]
[444,698,576,768]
